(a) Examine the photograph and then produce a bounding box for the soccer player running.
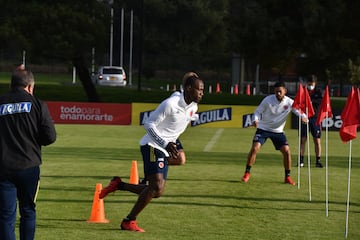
[100,72,204,232]
[139,72,200,185]
[241,81,308,185]
[167,72,200,166]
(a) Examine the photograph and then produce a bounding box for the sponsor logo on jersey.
[158,162,164,169]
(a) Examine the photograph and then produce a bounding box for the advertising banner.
[132,103,159,126]
[46,101,131,125]
[191,107,232,127]
[132,103,295,129]
[291,109,344,131]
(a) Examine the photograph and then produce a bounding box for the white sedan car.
[93,66,127,86]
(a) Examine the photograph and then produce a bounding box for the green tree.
[227,0,360,88]
[0,0,109,62]
[349,58,360,85]
[2,0,360,97]
[139,0,229,70]
[0,0,111,101]
[227,0,304,73]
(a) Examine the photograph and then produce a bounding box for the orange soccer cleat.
[241,172,250,183]
[284,176,296,185]
[99,176,122,199]
[121,219,145,232]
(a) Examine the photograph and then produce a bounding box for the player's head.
[11,66,35,95]
[183,72,204,104]
[306,74,317,91]
[182,72,199,88]
[273,81,287,101]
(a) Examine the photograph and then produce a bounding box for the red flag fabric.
[316,85,333,126]
[339,87,360,142]
[304,86,315,118]
[292,84,305,112]
[345,87,360,126]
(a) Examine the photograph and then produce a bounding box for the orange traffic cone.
[129,160,139,184]
[246,84,251,95]
[216,83,221,93]
[87,183,109,223]
[234,84,239,95]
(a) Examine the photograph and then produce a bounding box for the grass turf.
[29,125,360,240]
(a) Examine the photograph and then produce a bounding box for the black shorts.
[301,117,321,138]
[253,128,289,150]
[141,145,169,180]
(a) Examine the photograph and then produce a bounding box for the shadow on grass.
[36,219,120,232]
[41,175,129,180]
[44,147,141,160]
[36,220,122,232]
[38,174,360,208]
[36,194,360,212]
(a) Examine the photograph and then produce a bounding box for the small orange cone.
[234,84,238,95]
[129,160,139,184]
[246,84,251,95]
[216,83,221,93]
[87,183,109,223]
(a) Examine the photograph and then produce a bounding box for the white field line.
[203,128,224,152]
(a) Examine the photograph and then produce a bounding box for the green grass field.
[29,124,360,240]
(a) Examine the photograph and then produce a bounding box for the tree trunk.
[72,56,100,102]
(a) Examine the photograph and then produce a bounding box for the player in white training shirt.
[139,72,200,186]
[100,72,204,232]
[167,72,200,165]
[241,81,308,185]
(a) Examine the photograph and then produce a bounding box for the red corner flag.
[339,87,360,142]
[292,84,305,112]
[316,85,333,126]
[304,86,315,118]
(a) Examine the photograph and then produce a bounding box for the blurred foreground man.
[0,66,56,240]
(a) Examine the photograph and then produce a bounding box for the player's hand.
[301,117,309,123]
[190,113,199,121]
[253,121,258,128]
[166,142,178,159]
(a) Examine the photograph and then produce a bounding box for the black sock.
[118,181,125,190]
[245,165,252,173]
[316,157,321,163]
[300,156,304,163]
[285,170,291,177]
[124,215,136,221]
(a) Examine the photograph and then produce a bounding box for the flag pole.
[297,115,301,189]
[325,111,329,217]
[345,140,352,239]
[306,108,312,201]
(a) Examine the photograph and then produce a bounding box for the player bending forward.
[99,72,204,232]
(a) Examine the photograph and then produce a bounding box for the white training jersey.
[253,94,303,133]
[139,91,198,156]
